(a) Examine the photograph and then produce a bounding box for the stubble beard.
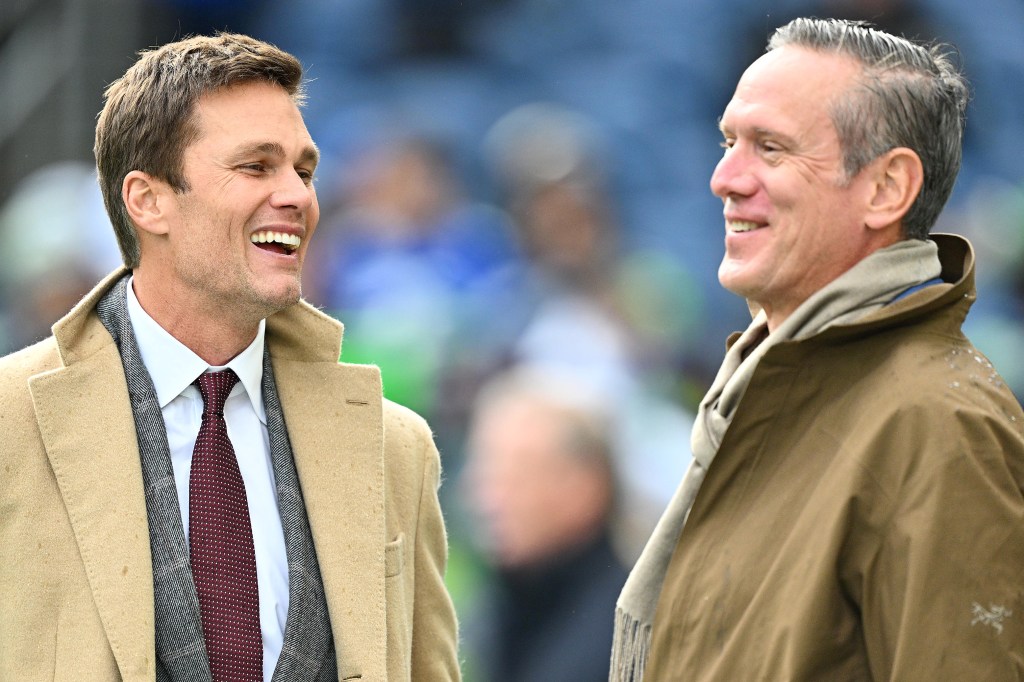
[237,273,303,323]
[178,254,304,330]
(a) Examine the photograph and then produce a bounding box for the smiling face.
[711,46,889,329]
[141,80,320,330]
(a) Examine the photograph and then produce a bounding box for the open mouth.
[250,230,301,255]
[727,220,764,233]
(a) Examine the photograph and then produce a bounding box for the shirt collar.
[125,275,267,424]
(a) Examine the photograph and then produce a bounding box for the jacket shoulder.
[382,398,432,436]
[0,336,61,397]
[381,398,437,465]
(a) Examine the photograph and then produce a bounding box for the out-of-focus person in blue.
[612,17,1024,681]
[306,132,520,418]
[460,367,629,682]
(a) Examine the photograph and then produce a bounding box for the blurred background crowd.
[3,0,1023,679]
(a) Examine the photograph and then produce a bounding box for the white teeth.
[250,231,301,250]
[728,220,760,233]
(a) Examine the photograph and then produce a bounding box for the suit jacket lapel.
[29,328,155,681]
[268,306,387,681]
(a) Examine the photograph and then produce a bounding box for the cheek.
[308,188,321,223]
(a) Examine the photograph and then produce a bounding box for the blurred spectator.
[484,102,613,292]
[460,367,629,682]
[0,161,121,353]
[306,132,520,417]
[483,102,703,392]
[482,103,696,540]
[304,107,696,598]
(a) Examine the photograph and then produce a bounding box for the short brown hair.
[94,33,306,267]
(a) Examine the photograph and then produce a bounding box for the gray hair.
[94,33,306,268]
[769,17,969,239]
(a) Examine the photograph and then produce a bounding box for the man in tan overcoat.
[0,33,459,681]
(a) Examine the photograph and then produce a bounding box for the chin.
[265,290,301,313]
[718,270,747,298]
[264,275,303,303]
[719,262,764,300]
[246,285,301,319]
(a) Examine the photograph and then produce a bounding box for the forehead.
[190,81,313,148]
[721,46,862,135]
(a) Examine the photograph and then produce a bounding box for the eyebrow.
[231,141,320,168]
[752,127,798,147]
[717,121,798,147]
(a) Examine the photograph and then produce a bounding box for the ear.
[122,170,171,236]
[863,147,924,232]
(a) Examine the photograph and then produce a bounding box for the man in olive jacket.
[612,18,1024,681]
[0,34,459,681]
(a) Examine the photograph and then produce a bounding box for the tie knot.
[194,369,239,418]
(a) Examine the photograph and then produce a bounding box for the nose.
[710,145,757,200]
[269,168,315,211]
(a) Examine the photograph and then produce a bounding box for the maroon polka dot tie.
[189,369,263,681]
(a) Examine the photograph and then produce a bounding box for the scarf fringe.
[609,606,651,682]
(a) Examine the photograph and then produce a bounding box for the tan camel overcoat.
[0,270,460,681]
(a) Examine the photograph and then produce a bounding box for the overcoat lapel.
[28,308,155,681]
[267,305,387,681]
[23,272,384,681]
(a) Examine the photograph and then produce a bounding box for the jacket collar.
[727,233,975,350]
[830,232,974,336]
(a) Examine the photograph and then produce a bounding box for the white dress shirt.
[126,278,288,680]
